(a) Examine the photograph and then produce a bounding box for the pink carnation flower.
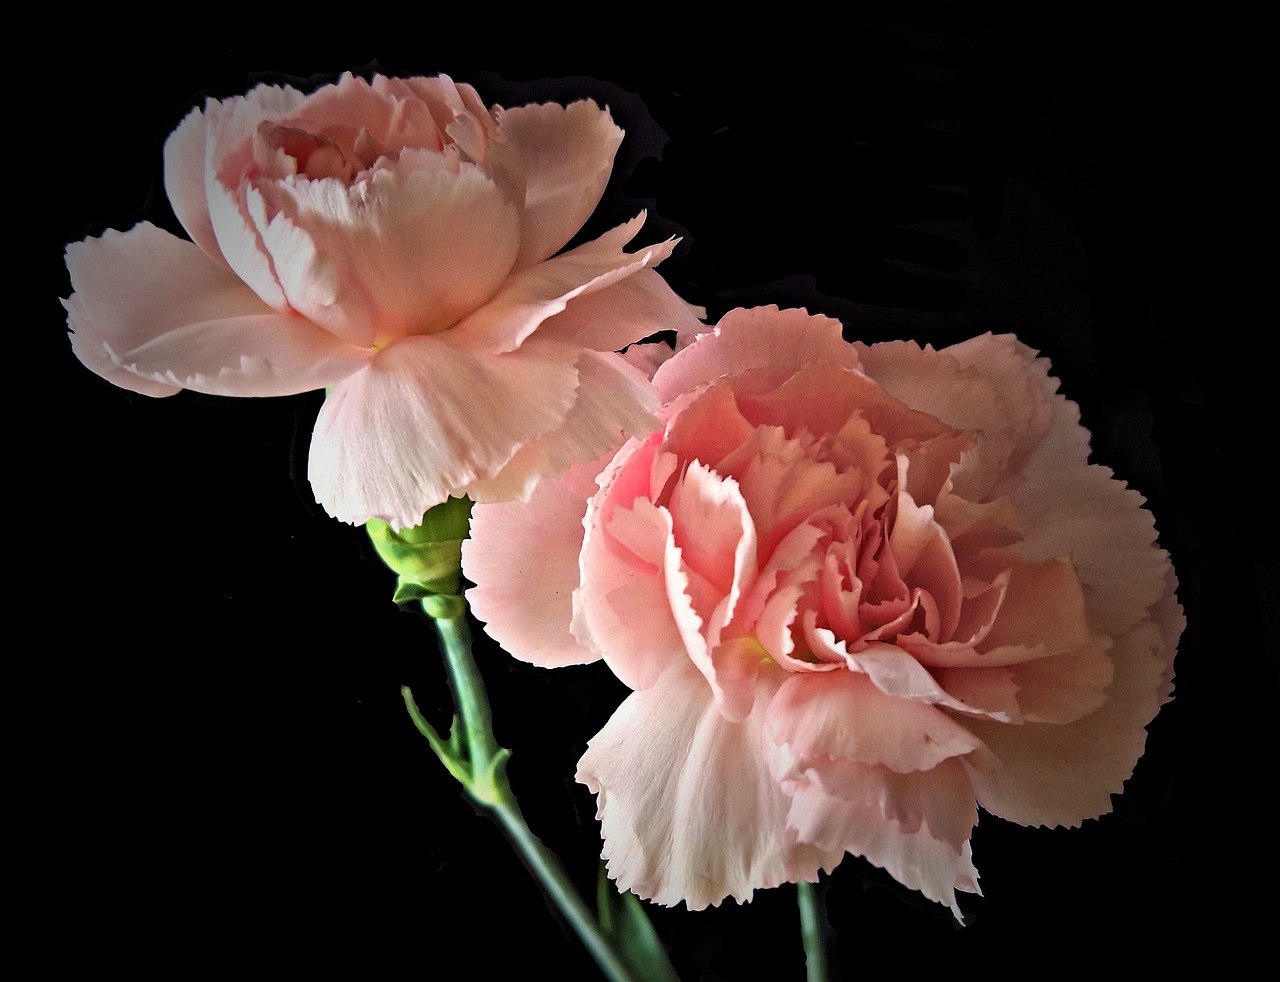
[64,73,702,529]
[463,306,1181,918]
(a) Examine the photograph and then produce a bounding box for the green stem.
[411,608,640,982]
[433,614,499,770]
[797,880,829,982]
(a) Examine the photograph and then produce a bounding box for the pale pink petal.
[621,338,679,378]
[534,267,706,352]
[784,758,981,920]
[821,639,1016,721]
[1005,635,1115,724]
[65,224,368,398]
[464,349,658,503]
[960,593,1180,826]
[446,216,681,354]
[377,75,477,154]
[162,106,225,266]
[618,497,726,703]
[1007,465,1172,638]
[257,163,521,345]
[767,670,983,775]
[575,491,688,690]
[308,336,578,528]
[577,662,842,910]
[488,99,625,268]
[464,458,602,668]
[652,306,861,404]
[667,461,761,720]
[669,460,758,632]
[204,89,308,311]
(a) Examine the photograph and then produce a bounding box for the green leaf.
[596,863,679,982]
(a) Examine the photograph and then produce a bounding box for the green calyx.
[365,496,473,616]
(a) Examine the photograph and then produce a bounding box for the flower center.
[255,121,385,183]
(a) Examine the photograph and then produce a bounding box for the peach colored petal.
[577,662,842,909]
[464,349,658,503]
[939,332,1093,483]
[65,224,368,398]
[719,426,867,562]
[784,758,981,920]
[978,556,1091,656]
[733,361,954,458]
[463,457,602,668]
[308,336,578,529]
[660,384,758,477]
[889,478,963,642]
[488,99,625,269]
[767,670,983,774]
[256,163,522,345]
[1005,635,1115,724]
[1007,465,1172,638]
[960,592,1180,826]
[901,558,1088,670]
[854,335,1061,504]
[652,305,861,404]
[931,666,1022,721]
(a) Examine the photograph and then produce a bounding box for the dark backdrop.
[27,12,1272,979]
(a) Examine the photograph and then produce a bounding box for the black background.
[26,10,1274,978]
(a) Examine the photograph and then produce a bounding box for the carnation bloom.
[463,306,1181,917]
[64,72,702,528]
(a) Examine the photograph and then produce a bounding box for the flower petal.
[163,105,226,267]
[488,99,625,268]
[960,583,1181,826]
[767,670,983,775]
[464,349,659,503]
[577,662,842,909]
[204,87,309,311]
[257,162,521,345]
[65,223,368,398]
[784,757,981,921]
[853,335,1064,503]
[1007,465,1172,638]
[308,336,578,528]
[446,215,681,354]
[464,457,602,668]
[653,305,861,404]
[534,267,706,352]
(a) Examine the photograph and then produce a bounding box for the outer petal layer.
[309,337,578,529]
[463,456,601,667]
[489,99,625,269]
[65,224,369,398]
[577,663,842,909]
